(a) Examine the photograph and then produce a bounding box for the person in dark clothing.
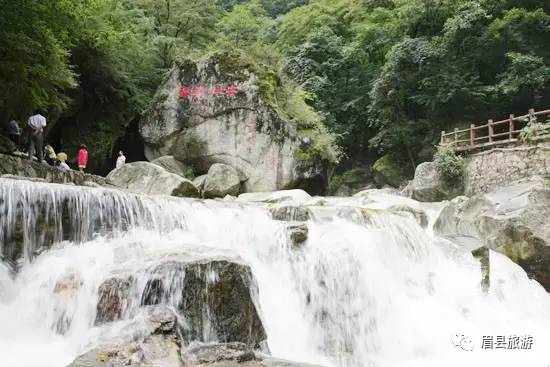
[7,119,21,148]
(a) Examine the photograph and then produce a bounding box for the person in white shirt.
[116,150,126,169]
[27,111,47,162]
[58,160,71,172]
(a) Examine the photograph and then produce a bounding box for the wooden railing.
[440,108,550,152]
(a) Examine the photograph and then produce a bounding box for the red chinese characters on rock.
[178,85,239,100]
[179,86,190,99]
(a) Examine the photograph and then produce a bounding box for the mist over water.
[1,178,550,367]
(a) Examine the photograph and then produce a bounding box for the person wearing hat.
[56,151,70,172]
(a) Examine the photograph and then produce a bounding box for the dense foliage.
[1,0,549,178]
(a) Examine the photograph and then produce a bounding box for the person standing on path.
[77,144,89,173]
[27,111,47,162]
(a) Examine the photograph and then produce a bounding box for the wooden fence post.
[529,108,537,136]
[470,124,475,146]
[454,127,459,146]
[509,114,514,139]
[488,119,493,143]
[441,131,446,145]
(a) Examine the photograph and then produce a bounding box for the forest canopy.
[0,0,548,176]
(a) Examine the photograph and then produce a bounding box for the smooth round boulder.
[202,163,240,199]
[106,161,199,197]
[151,155,189,177]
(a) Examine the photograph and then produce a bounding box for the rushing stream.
[1,178,550,367]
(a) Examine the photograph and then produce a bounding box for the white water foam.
[1,179,550,367]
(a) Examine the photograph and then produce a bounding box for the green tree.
[134,0,223,67]
[0,0,78,117]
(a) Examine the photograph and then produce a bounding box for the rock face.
[139,57,327,193]
[0,135,16,154]
[202,163,241,198]
[106,161,199,197]
[70,307,182,367]
[406,162,445,202]
[151,155,190,178]
[403,161,463,202]
[435,177,550,290]
[0,153,106,186]
[464,142,550,195]
[95,259,266,347]
[181,342,325,367]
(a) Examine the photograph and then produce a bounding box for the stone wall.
[0,153,106,186]
[464,142,550,195]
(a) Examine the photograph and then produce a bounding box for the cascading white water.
[1,178,550,367]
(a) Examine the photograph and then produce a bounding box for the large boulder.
[106,161,199,197]
[95,259,266,347]
[139,56,329,194]
[69,307,182,367]
[434,177,550,290]
[404,161,463,202]
[406,162,444,202]
[151,155,191,178]
[202,163,241,199]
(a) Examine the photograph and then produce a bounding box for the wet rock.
[106,161,199,197]
[146,306,178,334]
[181,342,326,367]
[472,246,490,292]
[288,223,308,246]
[181,342,256,365]
[237,190,312,205]
[175,260,266,347]
[353,187,401,198]
[435,177,550,290]
[96,277,132,324]
[68,334,182,367]
[95,259,266,347]
[202,163,240,199]
[387,204,429,228]
[53,273,83,294]
[270,205,310,222]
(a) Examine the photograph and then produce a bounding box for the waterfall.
[1,178,550,367]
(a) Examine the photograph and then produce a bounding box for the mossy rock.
[372,154,411,188]
[330,167,373,195]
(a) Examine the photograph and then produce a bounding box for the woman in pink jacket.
[77,144,89,173]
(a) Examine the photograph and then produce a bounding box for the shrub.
[434,144,464,184]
